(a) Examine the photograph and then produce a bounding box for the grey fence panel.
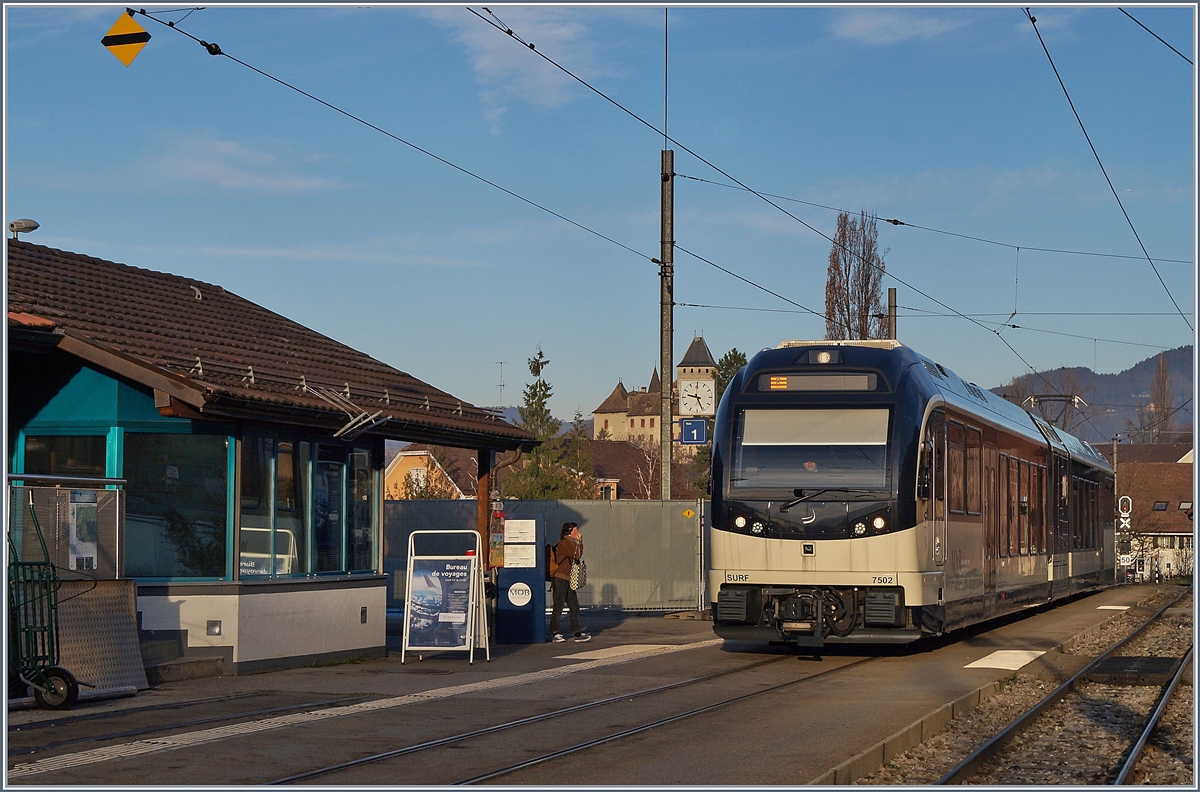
[384,499,704,612]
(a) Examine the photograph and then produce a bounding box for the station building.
[7,240,534,674]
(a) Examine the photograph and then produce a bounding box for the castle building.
[593,336,718,448]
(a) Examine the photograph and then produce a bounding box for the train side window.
[1018,459,1030,555]
[1007,456,1019,556]
[965,427,981,514]
[1032,463,1041,549]
[998,454,1010,556]
[947,421,965,514]
[984,444,998,559]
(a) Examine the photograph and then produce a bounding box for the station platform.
[6,584,1179,786]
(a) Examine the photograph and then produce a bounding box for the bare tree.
[633,437,660,500]
[825,210,888,340]
[1127,353,1175,443]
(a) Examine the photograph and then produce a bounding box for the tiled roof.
[1117,462,1195,534]
[678,336,716,368]
[6,240,534,451]
[594,381,630,414]
[1094,443,1193,465]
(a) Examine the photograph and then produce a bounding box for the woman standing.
[549,522,590,642]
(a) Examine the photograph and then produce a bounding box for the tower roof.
[594,381,630,414]
[647,367,661,393]
[678,336,716,368]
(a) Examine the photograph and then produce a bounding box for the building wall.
[137,578,387,672]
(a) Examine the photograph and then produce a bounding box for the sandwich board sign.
[401,530,489,664]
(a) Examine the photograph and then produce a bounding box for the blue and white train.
[709,340,1115,647]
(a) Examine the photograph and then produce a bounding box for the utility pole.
[660,149,674,501]
[887,287,897,341]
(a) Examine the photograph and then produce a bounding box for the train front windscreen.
[730,408,891,492]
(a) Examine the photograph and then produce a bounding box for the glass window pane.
[965,427,981,514]
[276,441,309,575]
[239,437,273,577]
[23,435,107,477]
[124,433,228,578]
[733,409,891,490]
[947,422,965,513]
[348,447,375,572]
[314,444,344,572]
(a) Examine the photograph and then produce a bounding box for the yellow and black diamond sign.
[101,13,151,67]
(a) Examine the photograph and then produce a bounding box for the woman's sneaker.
[574,633,591,643]
[552,633,566,642]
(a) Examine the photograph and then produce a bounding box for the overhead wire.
[470,7,1122,429]
[674,172,1193,266]
[1119,8,1193,65]
[677,301,1176,350]
[130,8,654,264]
[1023,8,1192,332]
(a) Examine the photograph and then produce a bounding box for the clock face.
[679,379,715,415]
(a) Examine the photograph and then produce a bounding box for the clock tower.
[675,336,717,421]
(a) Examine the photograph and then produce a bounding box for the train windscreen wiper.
[778,488,877,513]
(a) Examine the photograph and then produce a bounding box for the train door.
[929,410,946,567]
[1049,452,1069,594]
[983,443,998,595]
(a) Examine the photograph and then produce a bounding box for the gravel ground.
[856,586,1193,785]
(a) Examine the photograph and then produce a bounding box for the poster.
[501,544,536,568]
[405,556,474,648]
[68,490,98,572]
[504,519,536,543]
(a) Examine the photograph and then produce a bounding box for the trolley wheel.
[33,667,79,710]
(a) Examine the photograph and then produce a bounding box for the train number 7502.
[871,576,895,584]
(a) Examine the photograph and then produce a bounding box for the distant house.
[1094,443,1195,580]
[7,240,534,673]
[385,438,703,501]
[384,445,475,500]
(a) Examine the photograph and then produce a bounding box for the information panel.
[401,530,489,663]
[405,557,473,649]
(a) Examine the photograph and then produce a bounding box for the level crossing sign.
[102,12,151,66]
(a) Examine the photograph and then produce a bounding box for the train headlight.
[750,521,766,535]
[853,521,867,536]
[734,515,747,529]
[816,351,832,364]
[872,515,887,532]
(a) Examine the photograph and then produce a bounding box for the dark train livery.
[709,340,1115,647]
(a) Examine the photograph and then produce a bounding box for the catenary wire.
[1119,7,1193,65]
[469,7,1147,418]
[1024,9,1191,332]
[677,301,1175,350]
[674,173,1193,266]
[131,9,654,264]
[133,8,860,341]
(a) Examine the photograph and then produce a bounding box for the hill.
[988,346,1193,444]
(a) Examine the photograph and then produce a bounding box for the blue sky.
[4,4,1195,423]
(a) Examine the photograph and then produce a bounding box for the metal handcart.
[7,489,79,709]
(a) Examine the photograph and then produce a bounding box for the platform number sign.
[1118,496,1132,532]
[680,418,708,445]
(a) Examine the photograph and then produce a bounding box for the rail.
[1111,643,1194,785]
[934,586,1192,784]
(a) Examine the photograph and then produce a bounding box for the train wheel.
[33,667,79,710]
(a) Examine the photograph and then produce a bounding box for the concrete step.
[139,639,183,665]
[144,656,223,686]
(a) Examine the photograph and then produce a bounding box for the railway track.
[270,653,876,785]
[934,586,1191,785]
